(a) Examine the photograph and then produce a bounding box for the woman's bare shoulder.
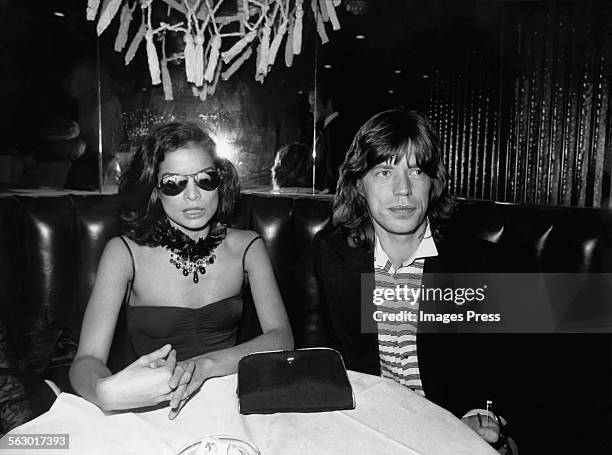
[226,228,261,244]
[225,228,263,255]
[105,236,145,259]
[104,236,132,258]
[110,236,157,254]
[94,236,137,280]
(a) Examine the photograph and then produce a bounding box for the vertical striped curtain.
[428,0,612,208]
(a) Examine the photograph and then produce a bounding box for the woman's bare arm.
[69,237,132,408]
[69,237,176,411]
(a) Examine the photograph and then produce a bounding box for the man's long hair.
[332,110,454,249]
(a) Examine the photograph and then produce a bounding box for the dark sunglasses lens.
[159,177,188,196]
[195,171,220,191]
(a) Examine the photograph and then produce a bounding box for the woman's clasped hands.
[145,345,214,419]
[95,344,176,410]
[95,344,209,418]
[166,357,215,419]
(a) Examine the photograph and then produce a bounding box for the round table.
[3,370,495,455]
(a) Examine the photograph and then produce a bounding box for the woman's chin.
[168,217,212,238]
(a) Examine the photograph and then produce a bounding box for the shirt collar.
[323,111,340,129]
[374,221,438,272]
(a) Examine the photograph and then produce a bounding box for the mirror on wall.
[1,1,610,207]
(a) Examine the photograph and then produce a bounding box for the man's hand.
[461,413,500,444]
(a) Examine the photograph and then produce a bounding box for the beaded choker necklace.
[153,219,227,283]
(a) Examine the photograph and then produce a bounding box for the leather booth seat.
[1,192,611,449]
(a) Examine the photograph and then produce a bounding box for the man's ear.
[356,178,364,196]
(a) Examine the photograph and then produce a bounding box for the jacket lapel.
[324,233,380,375]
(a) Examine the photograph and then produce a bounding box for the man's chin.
[389,227,422,236]
[381,219,427,237]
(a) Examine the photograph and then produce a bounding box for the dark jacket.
[313,227,611,453]
[313,227,513,417]
[315,114,355,192]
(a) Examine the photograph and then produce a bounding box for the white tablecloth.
[2,371,495,455]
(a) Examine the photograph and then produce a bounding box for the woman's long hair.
[271,142,312,188]
[332,110,455,249]
[118,121,240,245]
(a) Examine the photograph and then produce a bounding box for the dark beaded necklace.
[153,218,227,284]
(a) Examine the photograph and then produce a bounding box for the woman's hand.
[461,413,500,444]
[167,357,215,419]
[97,344,177,411]
[166,359,195,418]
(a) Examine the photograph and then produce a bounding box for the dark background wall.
[428,0,612,208]
[1,0,610,207]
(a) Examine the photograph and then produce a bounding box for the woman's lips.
[183,208,206,218]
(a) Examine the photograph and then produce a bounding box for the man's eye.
[375,170,392,177]
[408,168,424,176]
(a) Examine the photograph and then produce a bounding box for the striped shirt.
[374,223,438,395]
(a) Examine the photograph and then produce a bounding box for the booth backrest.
[0,192,611,378]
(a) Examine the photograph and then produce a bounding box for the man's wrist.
[463,408,507,426]
[462,409,498,422]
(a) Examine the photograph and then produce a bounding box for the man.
[313,110,518,451]
[308,84,355,193]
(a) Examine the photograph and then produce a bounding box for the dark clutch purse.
[237,347,355,414]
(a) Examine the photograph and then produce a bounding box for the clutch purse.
[237,347,355,414]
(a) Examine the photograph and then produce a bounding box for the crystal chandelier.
[87,0,342,100]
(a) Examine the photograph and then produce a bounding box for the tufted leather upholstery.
[1,193,611,432]
[0,192,340,380]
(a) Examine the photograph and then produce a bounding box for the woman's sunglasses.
[157,169,221,196]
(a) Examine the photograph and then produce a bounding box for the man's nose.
[183,177,201,201]
[393,173,412,196]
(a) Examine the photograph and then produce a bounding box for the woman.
[69,122,293,418]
